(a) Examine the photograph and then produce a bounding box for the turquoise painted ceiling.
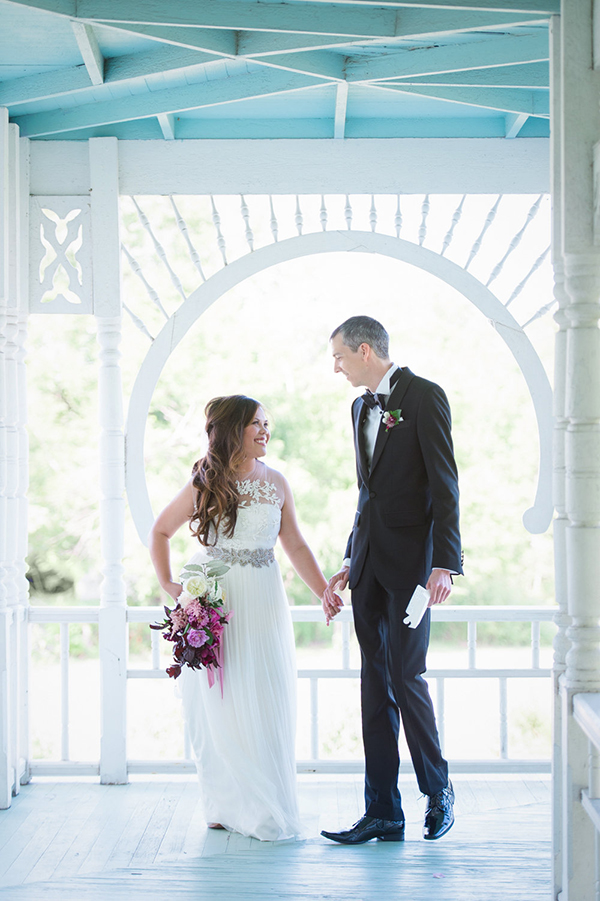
[0,0,553,140]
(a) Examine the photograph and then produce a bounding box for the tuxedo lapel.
[369,367,414,475]
[353,399,370,486]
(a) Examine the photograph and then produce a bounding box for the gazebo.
[0,1,596,898]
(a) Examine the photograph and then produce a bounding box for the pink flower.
[169,607,188,632]
[185,599,210,625]
[187,629,208,648]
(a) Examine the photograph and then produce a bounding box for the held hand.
[321,585,344,625]
[426,569,452,606]
[164,581,183,602]
[328,566,350,594]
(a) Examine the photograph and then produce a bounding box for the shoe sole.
[321,831,405,844]
[377,832,405,842]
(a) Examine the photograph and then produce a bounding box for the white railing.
[573,694,600,837]
[27,604,556,778]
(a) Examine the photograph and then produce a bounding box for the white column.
[550,16,570,899]
[90,138,127,785]
[558,2,600,897]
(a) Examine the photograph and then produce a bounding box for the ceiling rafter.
[387,62,549,89]
[378,83,549,116]
[71,21,104,85]
[11,69,323,137]
[347,33,548,81]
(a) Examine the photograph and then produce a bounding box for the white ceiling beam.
[12,69,322,137]
[71,21,104,85]
[347,33,548,81]
[505,111,529,136]
[378,83,549,116]
[157,112,176,140]
[388,62,549,89]
[334,81,349,138]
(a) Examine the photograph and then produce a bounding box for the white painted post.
[550,15,570,899]
[90,138,128,785]
[559,3,600,897]
[0,107,12,809]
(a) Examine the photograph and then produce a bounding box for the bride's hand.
[321,586,344,625]
[163,581,183,602]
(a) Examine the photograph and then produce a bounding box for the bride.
[149,395,335,841]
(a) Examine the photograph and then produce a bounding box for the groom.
[321,315,462,845]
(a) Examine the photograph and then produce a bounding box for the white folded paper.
[403,584,430,629]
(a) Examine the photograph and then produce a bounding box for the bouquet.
[150,560,231,686]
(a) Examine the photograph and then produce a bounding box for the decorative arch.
[125,228,552,543]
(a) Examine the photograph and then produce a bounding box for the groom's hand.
[426,568,452,606]
[328,566,349,594]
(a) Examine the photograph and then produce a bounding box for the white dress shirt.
[363,364,399,469]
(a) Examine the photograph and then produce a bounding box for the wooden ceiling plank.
[347,33,548,81]
[12,69,321,137]
[71,21,105,85]
[102,23,237,57]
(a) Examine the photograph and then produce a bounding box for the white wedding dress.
[178,461,302,841]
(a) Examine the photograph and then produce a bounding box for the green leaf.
[204,561,230,578]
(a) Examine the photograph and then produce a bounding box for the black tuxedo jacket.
[345,367,463,591]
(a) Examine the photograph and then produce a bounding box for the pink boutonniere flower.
[382,409,403,431]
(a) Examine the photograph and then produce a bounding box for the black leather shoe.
[321,814,405,844]
[423,780,455,840]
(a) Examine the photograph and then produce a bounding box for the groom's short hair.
[330,316,389,359]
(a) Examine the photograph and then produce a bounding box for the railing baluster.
[295,195,303,236]
[310,677,319,760]
[131,197,187,301]
[468,621,477,669]
[269,195,279,243]
[394,194,402,238]
[169,196,206,282]
[121,245,169,319]
[499,677,508,759]
[441,195,465,256]
[532,621,541,669]
[240,194,254,252]
[418,193,430,246]
[210,195,228,266]
[60,623,69,761]
[344,194,352,231]
[320,195,328,232]
[151,629,160,670]
[369,194,377,233]
[465,195,502,271]
[505,245,551,308]
[122,302,154,342]
[486,194,545,288]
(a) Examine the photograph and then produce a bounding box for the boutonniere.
[382,409,403,431]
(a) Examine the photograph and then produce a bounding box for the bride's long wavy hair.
[190,394,261,546]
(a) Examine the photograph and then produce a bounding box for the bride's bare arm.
[149,479,196,601]
[278,477,341,615]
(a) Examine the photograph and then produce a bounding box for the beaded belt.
[205,546,275,568]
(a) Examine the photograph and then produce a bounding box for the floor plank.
[0,775,551,900]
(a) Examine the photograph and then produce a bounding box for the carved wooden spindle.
[441,195,466,256]
[506,245,551,308]
[486,194,545,287]
[320,195,328,232]
[210,195,228,266]
[169,196,205,282]
[369,195,377,233]
[122,303,155,341]
[121,244,168,319]
[240,195,254,252]
[295,195,303,236]
[418,194,430,246]
[394,194,403,238]
[269,195,279,243]
[344,194,352,231]
[464,195,502,271]
[131,197,186,301]
[521,296,558,330]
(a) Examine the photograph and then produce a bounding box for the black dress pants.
[351,553,448,821]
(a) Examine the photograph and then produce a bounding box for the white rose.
[178,591,194,606]
[184,574,208,598]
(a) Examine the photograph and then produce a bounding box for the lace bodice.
[208,462,284,551]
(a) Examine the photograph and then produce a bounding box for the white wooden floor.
[0,774,550,900]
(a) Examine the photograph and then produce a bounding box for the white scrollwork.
[29,196,93,314]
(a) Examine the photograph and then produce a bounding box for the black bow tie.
[361,391,384,411]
